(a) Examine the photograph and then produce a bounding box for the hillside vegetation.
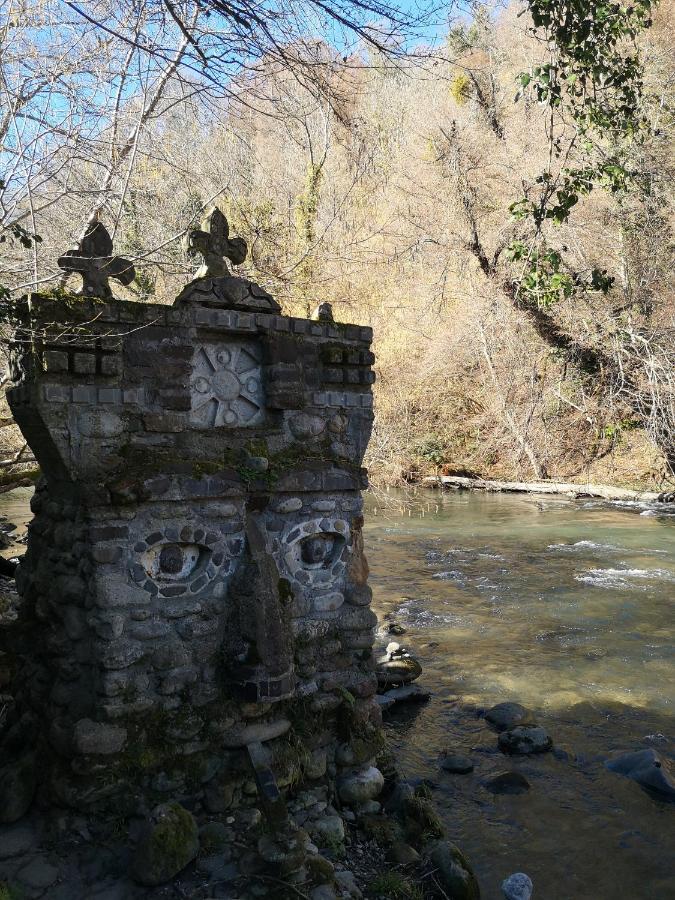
[1,2,673,489]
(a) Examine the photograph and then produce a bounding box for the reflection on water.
[366,490,675,900]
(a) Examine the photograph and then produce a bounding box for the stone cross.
[58,221,135,301]
[185,207,248,278]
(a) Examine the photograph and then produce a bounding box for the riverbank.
[423,474,675,502]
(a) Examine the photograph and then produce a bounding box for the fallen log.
[423,475,671,503]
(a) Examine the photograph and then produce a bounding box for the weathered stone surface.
[427,840,481,900]
[337,766,384,805]
[309,815,345,846]
[131,802,199,886]
[605,748,675,798]
[7,248,379,827]
[502,872,533,900]
[376,684,431,711]
[73,719,127,755]
[498,726,552,756]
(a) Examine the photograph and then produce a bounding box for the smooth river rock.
[485,702,535,732]
[605,749,675,799]
[502,872,533,900]
[498,726,552,755]
[376,655,422,687]
[337,765,384,805]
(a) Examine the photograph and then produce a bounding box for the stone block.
[44,350,69,372]
[73,719,127,755]
[100,355,122,376]
[73,352,97,374]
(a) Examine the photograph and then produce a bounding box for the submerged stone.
[485,702,535,732]
[498,726,552,756]
[484,772,531,795]
[440,753,474,774]
[606,749,675,799]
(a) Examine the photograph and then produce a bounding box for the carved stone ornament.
[184,207,247,279]
[176,207,281,313]
[57,221,135,300]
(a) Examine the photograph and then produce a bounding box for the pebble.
[502,872,533,900]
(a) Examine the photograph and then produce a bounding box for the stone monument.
[2,211,383,843]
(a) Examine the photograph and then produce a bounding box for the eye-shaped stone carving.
[130,522,246,597]
[299,534,339,567]
[278,517,350,584]
[141,543,203,581]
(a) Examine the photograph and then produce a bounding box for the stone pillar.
[3,266,380,819]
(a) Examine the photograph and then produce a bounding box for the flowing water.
[366,489,675,899]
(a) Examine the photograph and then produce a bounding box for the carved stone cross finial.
[185,207,247,279]
[58,221,135,300]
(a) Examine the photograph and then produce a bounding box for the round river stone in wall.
[337,766,384,805]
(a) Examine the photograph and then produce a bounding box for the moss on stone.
[132,801,199,886]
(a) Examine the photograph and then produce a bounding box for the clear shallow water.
[366,489,675,900]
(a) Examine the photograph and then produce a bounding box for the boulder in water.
[498,726,552,755]
[605,749,675,799]
[485,702,535,732]
[376,645,422,687]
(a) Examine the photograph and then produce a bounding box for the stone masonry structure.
[2,212,384,842]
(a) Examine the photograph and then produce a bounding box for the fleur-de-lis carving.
[57,222,135,300]
[185,208,247,278]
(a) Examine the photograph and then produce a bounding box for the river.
[366,488,675,899]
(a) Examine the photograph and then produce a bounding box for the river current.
[366,488,675,899]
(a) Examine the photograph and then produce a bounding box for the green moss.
[0,883,25,900]
[400,796,444,846]
[151,803,195,858]
[360,814,401,846]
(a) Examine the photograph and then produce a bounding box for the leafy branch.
[509,0,657,308]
